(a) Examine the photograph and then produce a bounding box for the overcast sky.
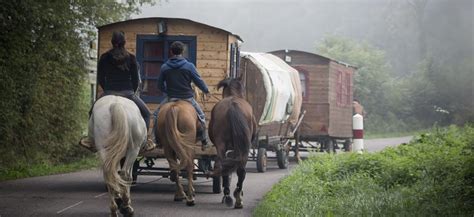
[134,0,389,53]
[134,0,473,75]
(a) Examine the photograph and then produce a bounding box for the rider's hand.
[205,93,212,100]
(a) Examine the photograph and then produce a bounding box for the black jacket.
[97,50,139,92]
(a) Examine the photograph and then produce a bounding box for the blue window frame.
[136,35,197,103]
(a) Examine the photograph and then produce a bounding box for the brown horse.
[208,77,257,209]
[156,100,199,206]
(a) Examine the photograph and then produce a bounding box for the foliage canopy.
[0,0,154,173]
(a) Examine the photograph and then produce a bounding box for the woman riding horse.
[208,77,257,209]
[80,31,154,152]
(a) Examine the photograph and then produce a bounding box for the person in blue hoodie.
[155,41,211,147]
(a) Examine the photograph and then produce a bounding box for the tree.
[0,0,155,171]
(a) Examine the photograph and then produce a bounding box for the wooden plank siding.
[328,61,353,138]
[97,18,241,130]
[269,50,355,139]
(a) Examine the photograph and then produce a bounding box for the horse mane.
[217,77,244,98]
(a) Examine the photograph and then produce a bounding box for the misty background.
[135,0,473,132]
[1,0,472,174]
[136,0,473,75]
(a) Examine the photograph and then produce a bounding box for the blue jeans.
[153,97,207,141]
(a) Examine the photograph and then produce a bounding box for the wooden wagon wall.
[98,18,239,129]
[270,50,354,139]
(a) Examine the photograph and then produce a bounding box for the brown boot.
[79,136,96,152]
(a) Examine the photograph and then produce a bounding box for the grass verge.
[254,125,474,217]
[0,155,98,182]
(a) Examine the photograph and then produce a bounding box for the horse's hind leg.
[165,148,186,201]
[234,167,246,209]
[222,175,233,207]
[118,150,139,216]
[106,185,120,217]
[185,164,195,206]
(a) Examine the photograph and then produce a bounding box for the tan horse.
[87,95,147,216]
[156,100,198,206]
[208,77,257,209]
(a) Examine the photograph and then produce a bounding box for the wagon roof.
[97,17,243,42]
[269,49,357,69]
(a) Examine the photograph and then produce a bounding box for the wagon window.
[144,42,164,59]
[345,71,352,106]
[336,70,351,107]
[336,71,343,106]
[136,35,197,103]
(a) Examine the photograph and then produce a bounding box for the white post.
[352,114,364,153]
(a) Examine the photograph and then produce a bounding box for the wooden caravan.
[97,17,242,190]
[270,50,356,152]
[97,17,242,127]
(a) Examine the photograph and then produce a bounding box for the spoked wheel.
[343,139,352,152]
[256,147,267,173]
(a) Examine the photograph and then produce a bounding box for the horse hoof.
[234,203,243,209]
[222,195,233,207]
[186,200,195,206]
[174,197,185,202]
[110,210,119,217]
[120,206,134,216]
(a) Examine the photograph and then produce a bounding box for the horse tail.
[222,100,251,174]
[103,103,130,194]
[163,104,193,170]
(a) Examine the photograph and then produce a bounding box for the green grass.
[364,129,426,139]
[0,155,98,181]
[254,125,474,217]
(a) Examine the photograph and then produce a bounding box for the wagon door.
[136,35,197,103]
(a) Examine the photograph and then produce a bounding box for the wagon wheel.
[212,176,222,194]
[343,139,352,152]
[276,146,289,169]
[256,147,267,172]
[294,131,302,163]
[325,139,335,153]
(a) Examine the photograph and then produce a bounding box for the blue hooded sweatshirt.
[157,56,209,99]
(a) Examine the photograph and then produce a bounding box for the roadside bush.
[254,125,474,216]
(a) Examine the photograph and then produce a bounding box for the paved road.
[364,136,413,152]
[0,137,412,217]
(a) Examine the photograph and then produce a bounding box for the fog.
[136,0,473,75]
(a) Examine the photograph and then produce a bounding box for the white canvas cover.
[241,52,301,125]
